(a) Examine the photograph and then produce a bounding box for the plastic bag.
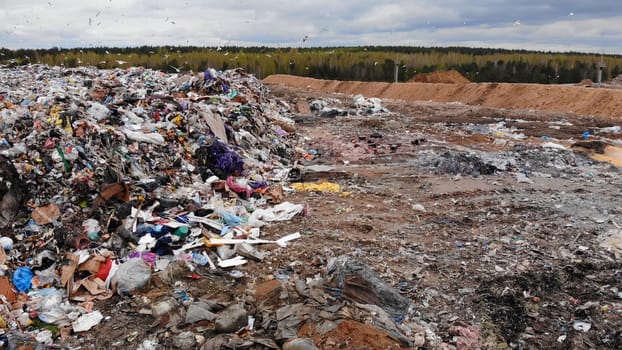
[87,102,111,121]
[111,258,152,296]
[123,129,165,145]
[13,266,33,292]
[72,311,103,332]
[247,202,304,227]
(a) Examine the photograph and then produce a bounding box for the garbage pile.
[0,64,311,347]
[308,95,389,118]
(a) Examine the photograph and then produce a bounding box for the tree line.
[1,46,620,84]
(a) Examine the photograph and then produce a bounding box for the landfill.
[0,64,314,349]
[2,65,622,350]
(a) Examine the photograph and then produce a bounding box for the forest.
[1,45,621,84]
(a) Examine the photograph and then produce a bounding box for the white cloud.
[0,0,620,53]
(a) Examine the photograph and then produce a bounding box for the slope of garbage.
[2,65,622,350]
[0,65,311,349]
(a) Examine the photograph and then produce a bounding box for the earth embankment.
[263,74,622,120]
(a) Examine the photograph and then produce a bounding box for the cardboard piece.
[199,111,227,142]
[78,255,106,274]
[31,203,61,225]
[70,277,113,302]
[0,247,6,265]
[100,182,131,202]
[269,185,284,204]
[60,253,79,297]
[0,276,17,303]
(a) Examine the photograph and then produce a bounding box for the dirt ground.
[263,81,622,349]
[59,78,622,350]
[409,70,471,84]
[263,74,622,120]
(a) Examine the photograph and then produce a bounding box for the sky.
[1,0,621,54]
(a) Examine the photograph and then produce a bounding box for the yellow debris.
[291,181,341,193]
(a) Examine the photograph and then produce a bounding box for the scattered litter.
[541,142,567,150]
[72,311,104,332]
[515,172,534,184]
[572,321,592,332]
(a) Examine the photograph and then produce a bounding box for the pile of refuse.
[0,64,314,346]
[307,95,389,118]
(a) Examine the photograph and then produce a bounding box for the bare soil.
[263,74,622,120]
[410,70,470,84]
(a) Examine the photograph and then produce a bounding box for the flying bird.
[302,35,309,43]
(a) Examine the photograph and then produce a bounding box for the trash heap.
[0,65,310,347]
[307,94,389,118]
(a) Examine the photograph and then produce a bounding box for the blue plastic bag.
[13,266,33,292]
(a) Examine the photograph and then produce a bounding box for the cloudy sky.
[1,0,620,54]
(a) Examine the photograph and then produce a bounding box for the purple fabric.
[208,140,244,177]
[249,181,268,189]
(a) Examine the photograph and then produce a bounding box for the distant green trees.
[1,46,620,84]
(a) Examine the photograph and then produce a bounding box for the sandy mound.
[409,70,470,84]
[576,79,593,86]
[263,75,622,120]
